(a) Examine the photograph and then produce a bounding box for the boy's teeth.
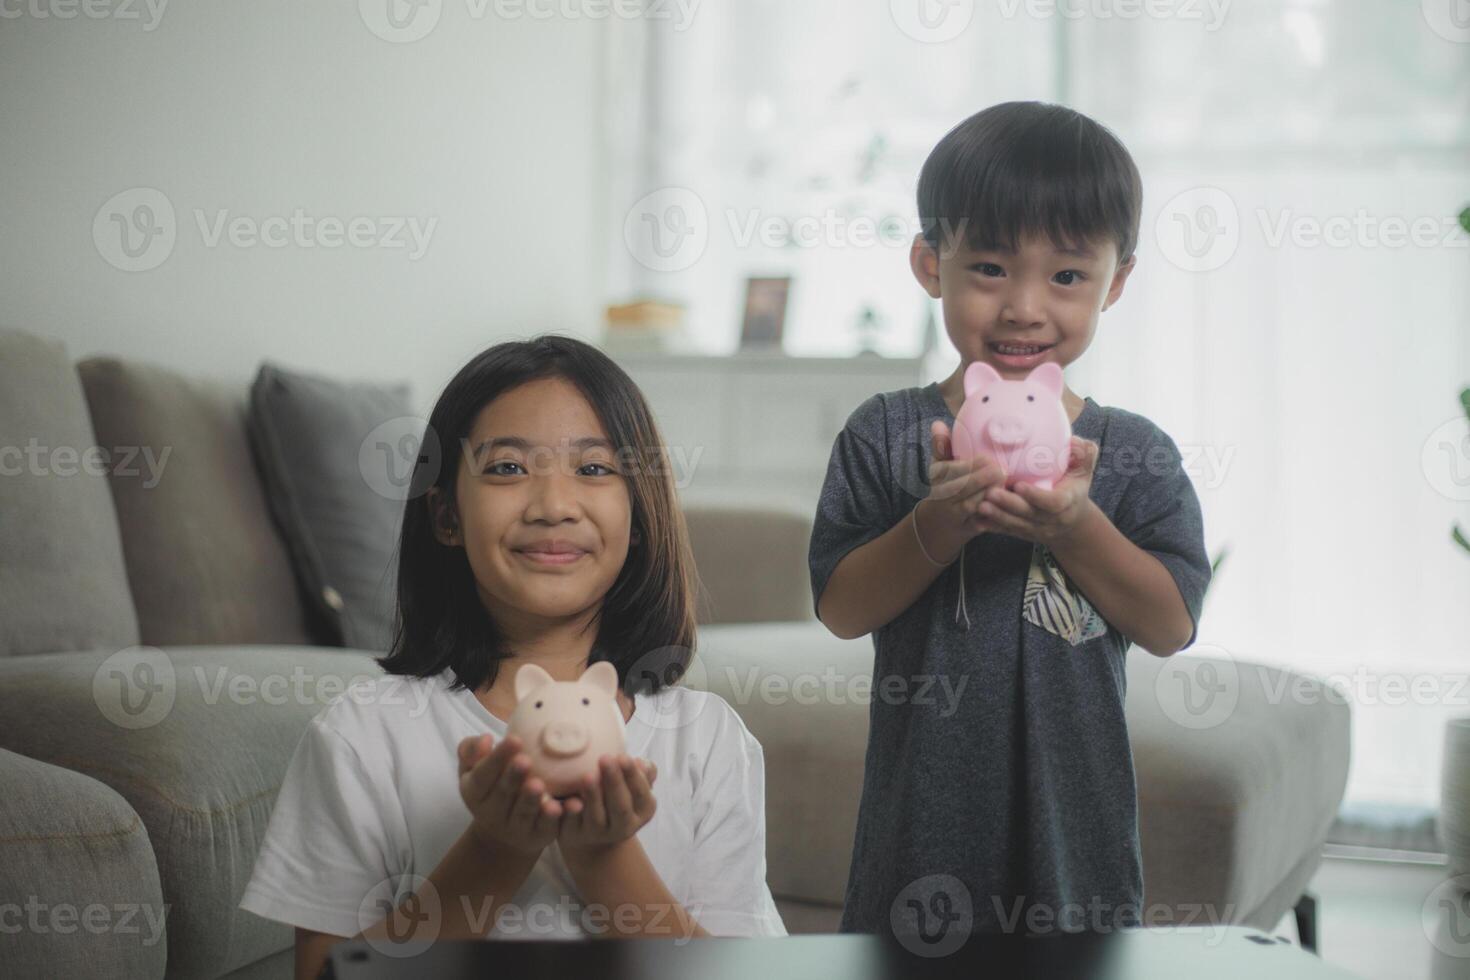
[996,344,1045,354]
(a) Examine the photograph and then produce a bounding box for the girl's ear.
[513,663,555,702]
[427,487,459,546]
[964,361,1003,398]
[580,660,620,699]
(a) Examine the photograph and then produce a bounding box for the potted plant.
[1438,204,1470,878]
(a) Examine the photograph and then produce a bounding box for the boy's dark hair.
[378,334,698,696]
[917,100,1142,265]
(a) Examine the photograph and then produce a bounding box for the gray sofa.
[0,326,1352,978]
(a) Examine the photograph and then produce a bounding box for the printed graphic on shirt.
[1022,542,1107,646]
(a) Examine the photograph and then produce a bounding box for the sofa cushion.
[78,357,319,647]
[0,747,167,979]
[0,646,384,979]
[683,501,817,625]
[1125,650,1350,928]
[248,363,412,652]
[0,328,139,657]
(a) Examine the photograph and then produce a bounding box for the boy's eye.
[970,262,1004,277]
[1055,270,1085,285]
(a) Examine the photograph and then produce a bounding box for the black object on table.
[324,927,1361,980]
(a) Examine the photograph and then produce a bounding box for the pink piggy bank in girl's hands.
[505,660,627,799]
[951,361,1072,490]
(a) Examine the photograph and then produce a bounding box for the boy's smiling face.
[912,229,1136,406]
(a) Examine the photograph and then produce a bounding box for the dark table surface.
[326,926,1363,979]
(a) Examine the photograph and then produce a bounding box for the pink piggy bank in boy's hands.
[505,660,627,799]
[951,361,1072,490]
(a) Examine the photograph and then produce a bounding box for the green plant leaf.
[1460,386,1470,424]
[1460,205,1470,236]
[1455,523,1470,555]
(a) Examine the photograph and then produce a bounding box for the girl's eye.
[579,463,614,477]
[485,460,524,476]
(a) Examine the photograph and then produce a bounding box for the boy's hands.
[557,754,659,862]
[976,435,1102,548]
[458,734,564,858]
[919,419,1006,560]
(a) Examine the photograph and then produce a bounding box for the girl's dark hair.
[378,335,698,696]
[917,100,1142,265]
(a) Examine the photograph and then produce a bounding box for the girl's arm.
[294,825,542,980]
[562,837,710,940]
[557,755,710,939]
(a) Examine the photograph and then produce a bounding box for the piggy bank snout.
[539,719,590,759]
[985,414,1031,447]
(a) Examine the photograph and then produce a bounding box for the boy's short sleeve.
[1111,425,1213,650]
[808,395,900,619]
[239,714,406,938]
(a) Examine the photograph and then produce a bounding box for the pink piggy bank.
[504,660,627,798]
[951,361,1072,490]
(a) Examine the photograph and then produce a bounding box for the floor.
[1264,853,1470,980]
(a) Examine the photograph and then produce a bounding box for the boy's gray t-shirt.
[809,381,1212,936]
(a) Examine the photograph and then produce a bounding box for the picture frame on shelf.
[739,276,790,351]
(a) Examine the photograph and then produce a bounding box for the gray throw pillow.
[248,363,412,652]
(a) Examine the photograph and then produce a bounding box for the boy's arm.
[817,498,956,640]
[1048,499,1194,657]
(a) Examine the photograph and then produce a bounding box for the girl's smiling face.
[432,377,633,629]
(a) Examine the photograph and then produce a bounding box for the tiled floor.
[1264,854,1470,980]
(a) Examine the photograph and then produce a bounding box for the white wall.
[0,0,610,413]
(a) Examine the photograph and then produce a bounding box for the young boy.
[809,101,1212,939]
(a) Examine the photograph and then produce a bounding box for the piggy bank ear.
[513,663,555,702]
[964,361,1003,398]
[1027,361,1063,396]
[580,660,620,699]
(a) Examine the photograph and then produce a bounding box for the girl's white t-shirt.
[239,672,788,940]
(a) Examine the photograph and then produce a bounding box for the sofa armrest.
[682,498,816,626]
[0,747,167,979]
[0,646,384,980]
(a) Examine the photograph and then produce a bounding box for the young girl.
[240,336,786,977]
